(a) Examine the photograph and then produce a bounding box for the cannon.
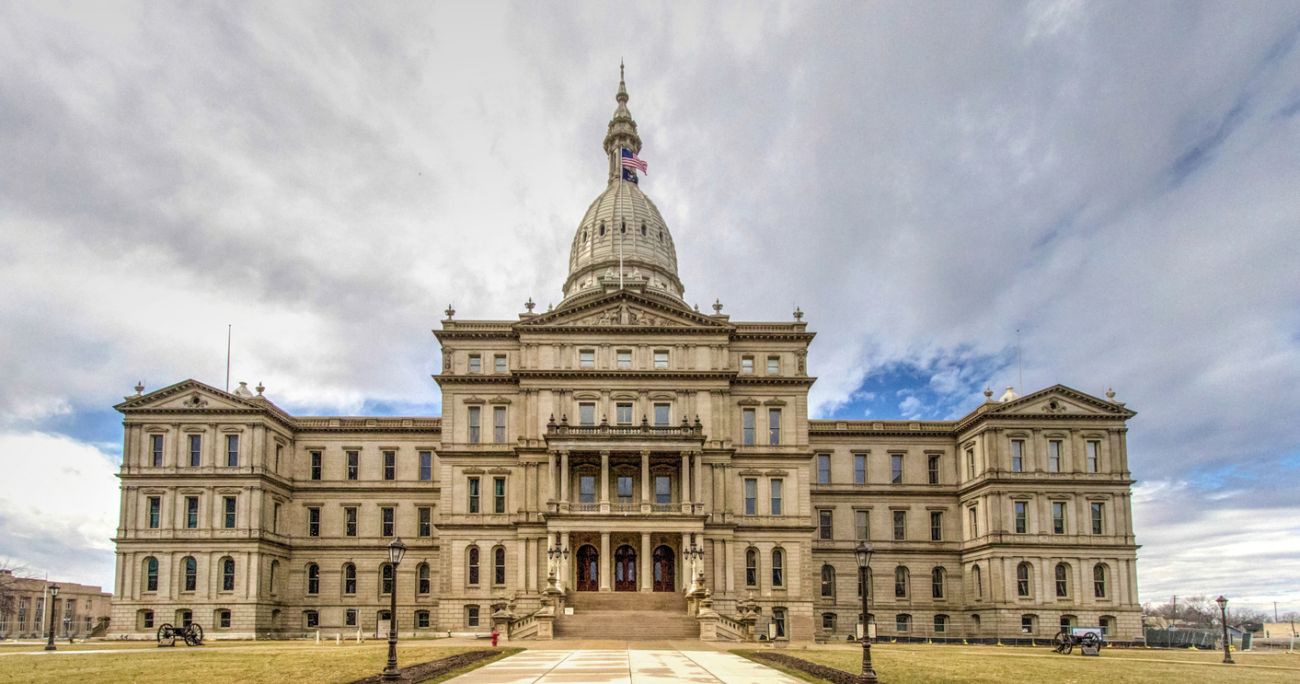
[1052,627,1102,655]
[157,622,204,647]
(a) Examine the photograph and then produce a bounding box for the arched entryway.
[614,545,637,591]
[576,544,599,592]
[652,545,675,592]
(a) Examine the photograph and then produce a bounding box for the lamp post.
[854,542,878,683]
[381,537,408,682]
[546,543,569,586]
[44,584,60,651]
[1216,595,1234,664]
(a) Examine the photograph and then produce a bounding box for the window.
[616,475,633,503]
[771,548,785,587]
[654,350,669,369]
[418,507,432,537]
[270,560,278,594]
[817,454,831,484]
[188,434,201,467]
[740,356,754,374]
[770,479,783,515]
[346,450,358,480]
[468,354,481,373]
[223,496,236,529]
[1011,439,1024,472]
[467,547,480,585]
[416,610,430,628]
[275,444,282,472]
[1093,564,1108,598]
[344,507,357,537]
[419,451,432,481]
[579,349,595,368]
[742,408,755,445]
[822,612,837,631]
[381,563,394,595]
[139,609,153,630]
[345,608,357,626]
[1048,440,1062,472]
[745,548,758,587]
[579,403,596,426]
[616,349,632,369]
[273,502,280,533]
[818,509,834,539]
[968,506,979,537]
[655,475,671,504]
[493,477,506,513]
[468,477,480,513]
[1021,614,1036,634]
[1099,615,1114,637]
[772,607,787,639]
[221,557,235,592]
[931,511,943,541]
[466,605,480,627]
[182,557,197,592]
[854,454,867,484]
[615,402,633,425]
[212,609,229,629]
[1055,563,1070,598]
[144,557,159,591]
[580,475,596,504]
[767,356,780,375]
[343,564,357,595]
[304,610,318,628]
[743,478,757,515]
[467,406,481,443]
[150,434,163,467]
[973,565,983,598]
[894,566,909,598]
[1052,501,1067,534]
[1087,440,1100,472]
[654,403,670,426]
[1011,501,1029,534]
[494,354,507,373]
[768,408,781,445]
[1091,502,1105,535]
[381,507,394,537]
[896,614,912,633]
[493,406,507,442]
[383,451,396,480]
[310,451,322,480]
[928,454,940,484]
[1016,562,1032,597]
[855,510,869,540]
[494,546,506,585]
[306,564,320,595]
[820,565,835,597]
[931,567,946,598]
[303,506,319,536]
[892,510,906,540]
[934,614,948,634]
[225,434,239,467]
[891,454,903,484]
[967,448,977,479]
[147,496,161,529]
[418,563,431,594]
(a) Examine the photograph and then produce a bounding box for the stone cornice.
[732,376,817,387]
[511,369,737,381]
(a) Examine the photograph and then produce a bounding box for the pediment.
[517,291,731,331]
[115,379,264,413]
[989,385,1134,418]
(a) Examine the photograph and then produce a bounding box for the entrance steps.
[567,591,686,612]
[555,591,697,640]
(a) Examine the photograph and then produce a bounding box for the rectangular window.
[968,506,978,537]
[223,496,236,529]
[344,506,357,537]
[150,434,163,467]
[768,408,781,445]
[1052,501,1067,534]
[467,605,480,627]
[467,406,481,443]
[275,444,282,472]
[1091,502,1104,535]
[381,507,394,537]
[742,409,756,445]
[1015,501,1028,534]
[185,496,199,529]
[854,454,867,484]
[310,451,322,481]
[616,403,633,425]
[494,354,507,373]
[307,506,320,537]
[740,356,754,374]
[617,475,633,503]
[468,354,481,373]
[383,450,396,480]
[345,609,357,627]
[616,349,632,369]
[655,475,671,504]
[305,610,318,628]
[930,511,943,541]
[966,448,976,479]
[579,402,596,426]
[892,510,906,540]
[818,509,833,539]
[468,477,480,513]
[342,450,357,480]
[493,406,507,442]
[653,403,670,426]
[653,350,669,369]
[188,434,201,467]
[891,454,903,484]
[493,477,506,513]
[580,475,596,504]
[419,507,432,537]
[1011,439,1024,472]
[928,454,940,484]
[416,611,430,628]
[767,356,780,375]
[817,454,831,484]
[744,478,757,515]
[1087,440,1100,473]
[855,510,869,540]
[770,479,783,516]
[772,608,787,639]
[419,451,432,481]
[1049,440,1062,472]
[579,349,595,368]
[225,434,239,467]
[147,496,161,529]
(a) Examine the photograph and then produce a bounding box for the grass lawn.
[0,641,505,684]
[738,643,1300,684]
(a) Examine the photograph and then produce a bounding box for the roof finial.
[617,60,628,103]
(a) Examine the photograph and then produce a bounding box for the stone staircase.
[554,592,698,640]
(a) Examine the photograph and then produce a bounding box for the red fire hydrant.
[490,627,500,647]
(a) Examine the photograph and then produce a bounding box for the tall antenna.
[225,324,232,392]
[1016,328,1023,389]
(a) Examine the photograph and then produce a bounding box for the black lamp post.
[1216,595,1234,664]
[381,537,408,682]
[44,584,59,651]
[854,542,878,684]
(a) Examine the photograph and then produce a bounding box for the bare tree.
[0,559,32,630]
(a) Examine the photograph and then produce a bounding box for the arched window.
[221,557,235,592]
[973,564,983,598]
[894,566,909,598]
[467,546,481,586]
[771,548,785,587]
[820,564,835,598]
[143,556,159,592]
[895,613,912,632]
[381,563,394,595]
[745,548,758,587]
[182,556,197,592]
[417,563,431,595]
[306,563,320,595]
[1093,563,1108,598]
[640,223,647,236]
[343,563,357,595]
[934,614,949,634]
[493,546,506,585]
[599,222,606,236]
[1055,562,1070,598]
[931,567,946,599]
[269,560,279,594]
[1016,562,1032,597]
[971,613,982,632]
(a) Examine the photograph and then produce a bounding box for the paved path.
[448,648,802,684]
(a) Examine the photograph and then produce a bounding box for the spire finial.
[616,61,628,103]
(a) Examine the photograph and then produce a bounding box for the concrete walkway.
[448,648,803,684]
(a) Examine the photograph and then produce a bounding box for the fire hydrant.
[490,628,500,647]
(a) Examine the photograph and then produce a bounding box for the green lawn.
[0,641,498,684]
[739,643,1300,684]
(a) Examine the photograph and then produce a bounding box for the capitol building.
[110,71,1142,643]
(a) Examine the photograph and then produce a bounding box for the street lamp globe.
[49,583,60,598]
[854,541,873,569]
[1216,595,1228,610]
[388,537,407,566]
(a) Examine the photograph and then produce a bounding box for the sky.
[2,1,1299,615]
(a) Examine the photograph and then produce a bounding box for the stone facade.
[108,70,1142,642]
[0,570,111,639]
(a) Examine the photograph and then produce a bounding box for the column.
[693,452,703,510]
[560,531,571,591]
[725,539,735,593]
[599,531,612,591]
[641,532,652,592]
[680,451,691,513]
[640,450,651,513]
[517,539,528,590]
[600,450,610,513]
[681,532,691,593]
[559,451,570,511]
[548,452,557,507]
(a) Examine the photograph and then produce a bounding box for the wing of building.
[110,69,1142,643]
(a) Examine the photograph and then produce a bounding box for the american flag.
[621,148,648,174]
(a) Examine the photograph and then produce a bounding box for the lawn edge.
[735,649,844,684]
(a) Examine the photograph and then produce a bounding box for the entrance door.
[652,545,675,592]
[614,545,637,591]
[576,544,599,591]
